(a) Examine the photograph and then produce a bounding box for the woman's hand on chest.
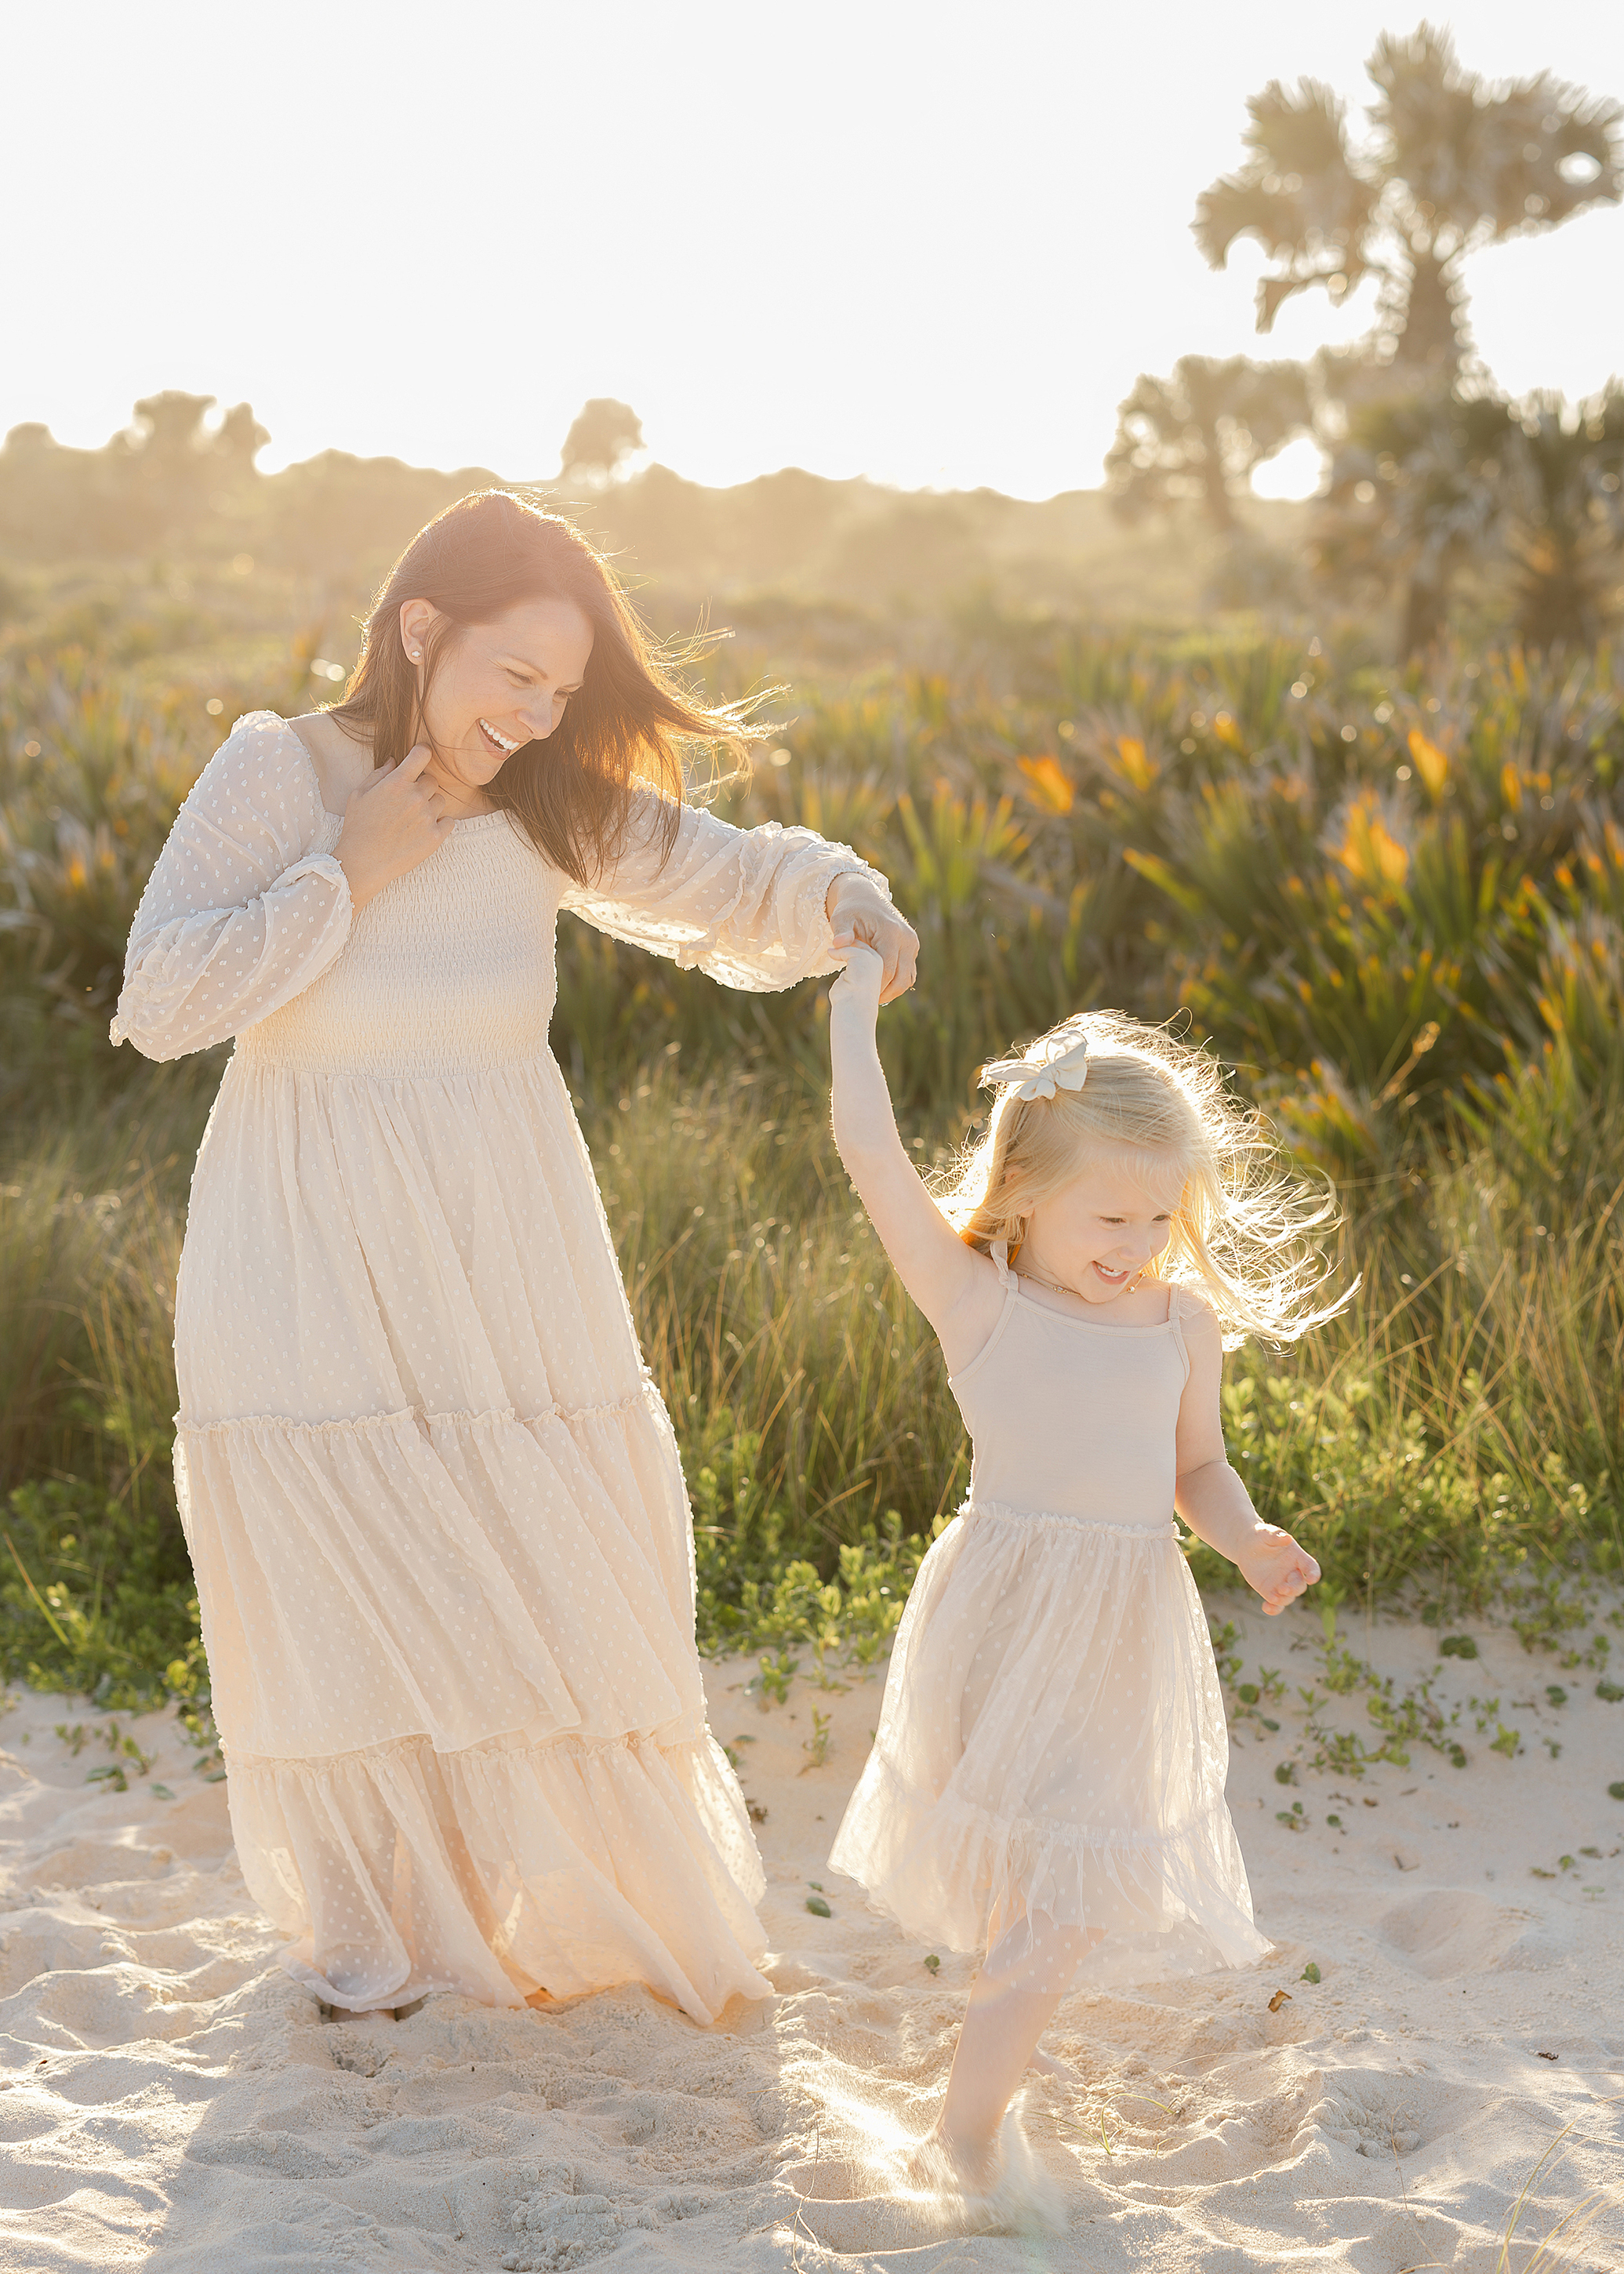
[336,745,456,913]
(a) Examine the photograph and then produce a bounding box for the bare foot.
[347,2007,396,2025]
[782,2127,1001,2209]
[1026,2043,1075,2082]
[903,2125,1002,2197]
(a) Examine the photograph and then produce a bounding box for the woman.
[113,489,917,2025]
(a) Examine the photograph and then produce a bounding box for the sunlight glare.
[1252,437,1326,503]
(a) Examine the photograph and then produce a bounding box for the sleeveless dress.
[111,710,884,2024]
[829,1243,1269,1990]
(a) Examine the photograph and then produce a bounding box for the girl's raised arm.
[829,946,998,1364]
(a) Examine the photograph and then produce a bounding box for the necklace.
[1015,1252,1143,1302]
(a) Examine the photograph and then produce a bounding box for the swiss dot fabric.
[830,1242,1269,1996]
[112,710,885,2022]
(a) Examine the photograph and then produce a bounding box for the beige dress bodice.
[950,1241,1193,1530]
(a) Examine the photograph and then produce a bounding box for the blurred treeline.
[0,387,1313,683]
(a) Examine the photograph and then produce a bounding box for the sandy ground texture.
[3,1595,1623,2272]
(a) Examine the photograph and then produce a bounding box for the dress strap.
[989,1237,1014,1288]
[1167,1284,1192,1382]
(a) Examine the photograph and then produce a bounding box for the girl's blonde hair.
[939,1009,1348,1347]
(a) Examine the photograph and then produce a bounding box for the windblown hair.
[329,489,767,884]
[939,1009,1349,1347]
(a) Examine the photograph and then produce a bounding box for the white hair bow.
[981,1026,1091,1102]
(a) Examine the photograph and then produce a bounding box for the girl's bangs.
[1065,1133,1196,1215]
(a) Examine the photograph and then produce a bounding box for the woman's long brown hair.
[329,489,765,883]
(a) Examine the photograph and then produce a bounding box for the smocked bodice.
[238,811,564,1078]
[948,1244,1193,1529]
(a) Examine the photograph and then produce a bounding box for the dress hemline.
[230,1722,771,2024]
[830,1745,1271,1984]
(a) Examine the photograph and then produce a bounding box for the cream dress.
[113,710,881,2023]
[830,1242,1269,1991]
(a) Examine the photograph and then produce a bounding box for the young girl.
[812,947,1341,2219]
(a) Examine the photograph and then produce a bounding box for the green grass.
[4,1042,1621,1711]
[4,621,1624,1711]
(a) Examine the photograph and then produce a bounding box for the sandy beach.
[3,1593,1622,2272]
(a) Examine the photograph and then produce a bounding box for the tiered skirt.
[173,1045,769,2022]
[830,1502,1269,1991]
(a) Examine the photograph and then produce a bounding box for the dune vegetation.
[4,594,1622,1716]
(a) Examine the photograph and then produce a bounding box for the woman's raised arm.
[560,790,915,996]
[111,713,354,1062]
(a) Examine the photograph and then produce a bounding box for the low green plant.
[802,1708,833,1767]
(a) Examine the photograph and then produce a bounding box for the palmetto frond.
[1194,78,1380,331]
[1369,23,1623,249]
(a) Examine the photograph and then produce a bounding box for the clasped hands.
[827,876,918,1004]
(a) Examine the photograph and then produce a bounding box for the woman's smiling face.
[400,595,594,807]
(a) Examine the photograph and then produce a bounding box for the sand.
[3,1594,1622,2272]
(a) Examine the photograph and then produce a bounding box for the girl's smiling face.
[1018,1157,1183,1306]
[400,595,594,810]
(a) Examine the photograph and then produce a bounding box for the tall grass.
[605,1055,967,1541]
[4,624,1623,1702]
[0,1073,206,1702]
[5,1040,1620,1705]
[8,634,1623,1140]
[551,635,1624,1161]
[602,1046,1624,1616]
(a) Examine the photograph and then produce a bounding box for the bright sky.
[8,2,1622,501]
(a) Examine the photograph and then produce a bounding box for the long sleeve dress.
[111,709,883,2025]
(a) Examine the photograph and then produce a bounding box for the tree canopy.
[1193,23,1622,383]
[558,400,645,485]
[1106,355,1313,532]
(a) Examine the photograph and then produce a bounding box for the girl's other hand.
[1235,1525,1321,1616]
[336,745,455,913]
[827,876,919,1004]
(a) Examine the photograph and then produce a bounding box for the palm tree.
[1194,24,1622,384]
[1313,391,1508,652]
[1499,390,1624,648]
[1312,386,1624,653]
[1105,354,1313,533]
